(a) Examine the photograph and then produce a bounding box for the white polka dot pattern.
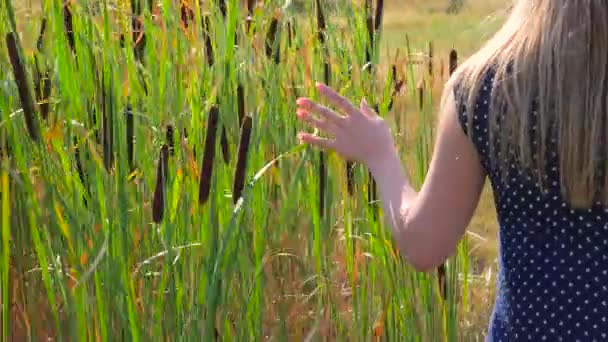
[454,70,608,341]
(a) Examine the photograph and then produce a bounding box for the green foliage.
[0,0,470,340]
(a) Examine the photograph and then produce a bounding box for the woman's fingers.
[297,133,336,150]
[360,98,377,118]
[316,82,361,117]
[296,98,345,125]
[296,109,337,134]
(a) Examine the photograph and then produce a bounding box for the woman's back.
[457,69,608,341]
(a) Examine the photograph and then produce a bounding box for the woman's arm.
[296,83,486,272]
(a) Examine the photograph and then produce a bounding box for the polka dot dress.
[454,70,608,341]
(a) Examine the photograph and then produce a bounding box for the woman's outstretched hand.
[295,82,397,169]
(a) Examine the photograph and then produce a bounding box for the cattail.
[73,136,87,185]
[202,15,215,66]
[180,1,195,28]
[374,0,385,33]
[367,104,380,220]
[428,41,434,80]
[365,0,374,64]
[346,161,355,195]
[152,144,169,223]
[418,83,425,111]
[33,20,52,123]
[449,49,458,75]
[166,124,175,156]
[220,125,230,164]
[316,0,328,216]
[101,75,114,171]
[265,16,280,64]
[73,137,89,207]
[286,20,294,48]
[232,115,252,204]
[218,0,227,18]
[315,0,327,44]
[437,49,456,299]
[6,32,40,142]
[63,1,75,53]
[36,18,47,51]
[126,105,135,171]
[199,105,219,204]
[247,0,255,14]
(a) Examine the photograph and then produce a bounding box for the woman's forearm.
[367,150,422,266]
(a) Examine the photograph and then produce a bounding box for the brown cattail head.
[265,16,281,64]
[126,105,135,171]
[365,0,374,64]
[449,49,458,76]
[374,0,385,32]
[247,0,255,14]
[199,105,219,204]
[101,74,114,172]
[346,161,355,195]
[218,0,227,18]
[220,126,230,164]
[315,0,327,43]
[202,15,215,66]
[63,1,75,52]
[428,41,434,79]
[286,20,294,48]
[36,18,47,51]
[232,115,252,204]
[180,1,195,28]
[6,32,40,142]
[418,84,425,111]
[166,124,175,156]
[73,136,89,206]
[152,144,169,223]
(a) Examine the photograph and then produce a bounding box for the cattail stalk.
[199,106,219,204]
[63,1,75,53]
[152,145,169,223]
[202,15,215,66]
[233,116,253,204]
[218,0,227,18]
[437,49,458,301]
[101,75,114,171]
[265,16,281,64]
[126,105,135,171]
[33,18,51,121]
[428,41,434,81]
[6,32,40,142]
[315,0,328,217]
[374,0,385,33]
[220,125,230,164]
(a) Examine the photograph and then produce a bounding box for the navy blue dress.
[454,69,608,341]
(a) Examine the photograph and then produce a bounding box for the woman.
[295,0,608,340]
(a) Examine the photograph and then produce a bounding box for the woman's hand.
[295,82,397,168]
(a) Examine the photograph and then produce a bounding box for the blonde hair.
[443,0,608,209]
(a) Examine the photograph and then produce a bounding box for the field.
[2,0,508,340]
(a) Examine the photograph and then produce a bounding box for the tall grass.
[1,0,473,340]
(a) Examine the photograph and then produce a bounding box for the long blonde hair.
[443,0,608,209]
